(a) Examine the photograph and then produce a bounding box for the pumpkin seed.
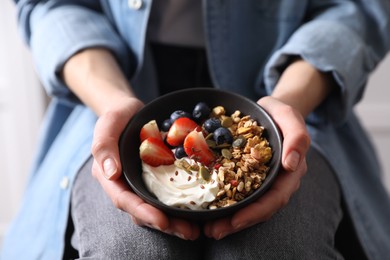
[232,135,246,148]
[221,148,233,159]
[199,166,211,181]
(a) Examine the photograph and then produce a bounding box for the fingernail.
[174,232,187,240]
[233,222,246,230]
[285,150,300,171]
[103,158,117,179]
[145,223,161,231]
[217,231,228,240]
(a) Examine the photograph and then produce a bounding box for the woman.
[2,0,390,259]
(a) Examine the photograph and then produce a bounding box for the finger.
[91,111,126,180]
[133,214,200,241]
[258,97,310,172]
[96,168,200,239]
[204,159,307,240]
[91,98,143,180]
[164,218,201,241]
[203,217,233,240]
[231,158,307,226]
[92,160,170,231]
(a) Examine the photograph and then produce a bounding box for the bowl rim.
[119,88,283,219]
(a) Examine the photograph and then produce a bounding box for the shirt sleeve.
[15,0,132,104]
[263,0,390,125]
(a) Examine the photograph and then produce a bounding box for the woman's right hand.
[63,48,200,240]
[90,96,201,241]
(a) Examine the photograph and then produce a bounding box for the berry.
[183,129,215,166]
[203,118,221,133]
[140,120,161,142]
[170,110,192,123]
[192,102,211,121]
[166,117,199,147]
[174,146,187,159]
[230,179,239,187]
[213,127,233,145]
[161,119,172,132]
[139,137,175,167]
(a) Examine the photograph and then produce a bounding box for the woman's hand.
[90,97,201,240]
[62,48,200,240]
[203,96,310,239]
[204,58,334,239]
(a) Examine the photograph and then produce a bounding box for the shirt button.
[60,176,69,190]
[128,0,143,10]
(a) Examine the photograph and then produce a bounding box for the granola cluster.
[206,107,273,209]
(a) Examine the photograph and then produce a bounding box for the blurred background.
[1,0,390,247]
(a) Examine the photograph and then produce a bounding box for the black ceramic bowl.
[119,88,282,221]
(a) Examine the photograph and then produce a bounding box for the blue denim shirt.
[2,1,390,259]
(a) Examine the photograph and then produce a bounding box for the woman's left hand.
[203,96,310,240]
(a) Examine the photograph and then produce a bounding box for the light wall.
[0,0,45,248]
[0,1,46,247]
[356,55,390,194]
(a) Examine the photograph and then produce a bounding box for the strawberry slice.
[183,129,215,166]
[139,137,175,167]
[140,120,162,142]
[166,117,198,147]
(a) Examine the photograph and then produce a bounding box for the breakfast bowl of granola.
[119,88,282,221]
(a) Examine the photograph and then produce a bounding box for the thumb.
[91,98,144,180]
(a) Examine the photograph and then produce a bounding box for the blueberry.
[203,118,221,133]
[192,102,211,121]
[161,119,172,132]
[170,110,192,123]
[175,146,187,159]
[213,127,233,145]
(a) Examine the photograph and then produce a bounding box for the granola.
[205,108,272,209]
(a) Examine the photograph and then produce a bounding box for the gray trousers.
[68,147,364,260]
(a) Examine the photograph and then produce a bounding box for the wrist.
[100,95,144,117]
[271,59,336,117]
[62,47,138,116]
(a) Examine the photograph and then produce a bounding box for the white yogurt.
[142,159,219,210]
